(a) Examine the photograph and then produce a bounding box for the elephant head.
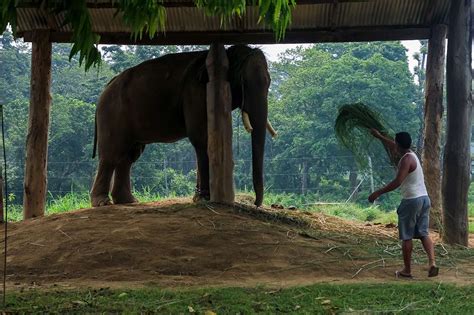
[226,45,275,206]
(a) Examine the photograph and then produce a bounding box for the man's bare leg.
[401,239,413,275]
[421,236,436,267]
[421,236,439,277]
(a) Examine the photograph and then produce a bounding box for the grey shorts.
[397,195,431,241]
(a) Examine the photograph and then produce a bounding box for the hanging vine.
[0,0,296,71]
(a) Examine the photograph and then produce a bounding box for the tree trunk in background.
[349,170,359,199]
[23,31,52,219]
[0,166,3,223]
[422,24,447,230]
[301,160,308,194]
[442,0,472,246]
[416,40,428,156]
[206,43,235,204]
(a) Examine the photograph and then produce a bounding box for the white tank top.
[399,152,428,199]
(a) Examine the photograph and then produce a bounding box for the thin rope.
[1,104,8,308]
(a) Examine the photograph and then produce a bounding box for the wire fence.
[4,155,397,205]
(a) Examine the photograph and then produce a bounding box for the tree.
[0,31,30,103]
[267,42,419,206]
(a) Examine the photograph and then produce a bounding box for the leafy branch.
[0,0,296,71]
[116,0,166,40]
[54,0,102,70]
[196,0,296,41]
[0,0,16,35]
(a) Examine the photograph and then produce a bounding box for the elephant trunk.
[247,105,267,207]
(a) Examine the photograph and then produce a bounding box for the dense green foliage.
[5,283,474,313]
[0,31,425,212]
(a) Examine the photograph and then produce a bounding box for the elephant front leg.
[90,160,115,207]
[111,159,138,205]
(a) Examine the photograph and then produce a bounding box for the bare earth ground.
[1,197,473,291]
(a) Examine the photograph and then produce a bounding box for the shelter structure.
[7,0,472,245]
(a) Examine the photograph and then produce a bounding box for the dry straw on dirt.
[0,198,472,291]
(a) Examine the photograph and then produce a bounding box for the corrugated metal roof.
[15,0,452,43]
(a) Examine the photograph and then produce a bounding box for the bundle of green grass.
[334,103,398,168]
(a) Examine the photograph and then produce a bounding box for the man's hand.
[370,128,382,139]
[368,191,381,203]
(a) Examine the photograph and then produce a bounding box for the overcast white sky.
[259,40,422,73]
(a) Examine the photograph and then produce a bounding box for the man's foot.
[395,270,413,279]
[428,266,439,277]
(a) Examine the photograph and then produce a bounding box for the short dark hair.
[395,132,412,149]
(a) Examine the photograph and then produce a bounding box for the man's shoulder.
[399,152,417,166]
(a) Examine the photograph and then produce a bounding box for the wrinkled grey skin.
[90,45,270,207]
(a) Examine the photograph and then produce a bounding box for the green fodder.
[334,103,397,167]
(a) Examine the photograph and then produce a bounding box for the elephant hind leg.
[111,144,144,205]
[193,146,210,202]
[91,159,115,207]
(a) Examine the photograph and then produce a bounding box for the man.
[368,129,438,278]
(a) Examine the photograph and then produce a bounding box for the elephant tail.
[92,112,97,159]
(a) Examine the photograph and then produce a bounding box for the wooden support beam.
[22,27,432,45]
[206,43,235,204]
[16,0,373,9]
[442,0,472,246]
[422,24,447,230]
[23,30,52,219]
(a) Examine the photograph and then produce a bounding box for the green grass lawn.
[4,283,474,314]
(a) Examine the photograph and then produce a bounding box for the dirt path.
[1,199,473,291]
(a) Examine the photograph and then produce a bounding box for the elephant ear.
[226,45,266,91]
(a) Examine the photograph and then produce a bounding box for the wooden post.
[442,0,472,245]
[422,24,447,230]
[23,31,52,219]
[206,43,235,203]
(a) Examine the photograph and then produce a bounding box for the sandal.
[428,266,439,277]
[395,270,413,279]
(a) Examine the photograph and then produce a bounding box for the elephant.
[90,45,276,208]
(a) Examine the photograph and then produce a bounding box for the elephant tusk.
[242,111,253,133]
[266,119,278,138]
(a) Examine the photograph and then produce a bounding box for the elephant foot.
[91,195,113,207]
[112,193,139,205]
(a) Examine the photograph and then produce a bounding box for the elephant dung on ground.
[90,45,276,208]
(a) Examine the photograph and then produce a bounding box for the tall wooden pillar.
[422,24,447,230]
[206,43,235,204]
[23,31,52,219]
[442,0,472,245]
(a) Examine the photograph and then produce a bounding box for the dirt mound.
[1,199,473,290]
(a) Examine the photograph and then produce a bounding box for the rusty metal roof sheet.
[15,0,452,44]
